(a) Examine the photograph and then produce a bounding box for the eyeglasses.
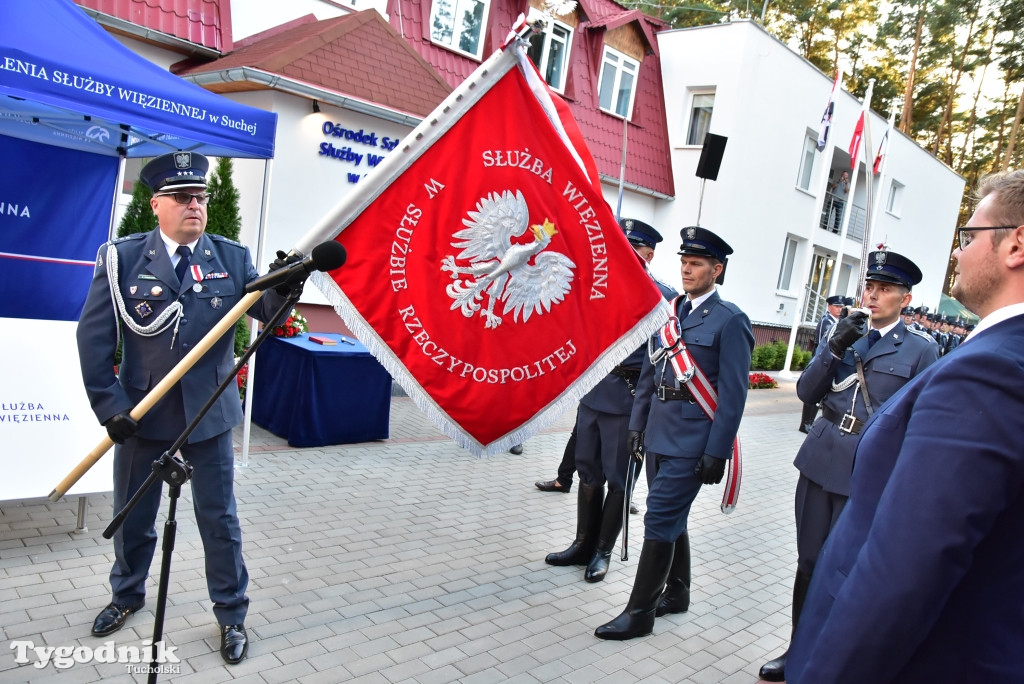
[956,225,1018,248]
[154,191,210,206]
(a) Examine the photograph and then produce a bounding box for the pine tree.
[117,176,156,237]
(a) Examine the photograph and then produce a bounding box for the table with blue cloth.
[252,333,391,447]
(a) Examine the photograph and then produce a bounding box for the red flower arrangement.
[749,372,778,389]
[272,308,308,338]
[236,363,249,400]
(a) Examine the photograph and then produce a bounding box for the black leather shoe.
[759,650,787,681]
[535,479,571,493]
[798,423,809,434]
[509,444,524,455]
[91,601,144,637]
[629,502,639,515]
[220,624,248,664]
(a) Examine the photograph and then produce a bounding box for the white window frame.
[685,90,715,146]
[796,135,817,191]
[526,19,573,93]
[597,46,639,119]
[886,180,905,217]
[777,236,800,291]
[429,0,491,60]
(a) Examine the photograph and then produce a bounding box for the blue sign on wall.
[0,135,118,321]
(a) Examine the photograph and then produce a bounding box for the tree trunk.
[1003,88,1024,171]
[900,8,924,134]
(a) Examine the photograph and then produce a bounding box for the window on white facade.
[598,47,638,118]
[887,180,905,216]
[686,92,715,145]
[430,0,490,59]
[777,237,799,290]
[526,20,572,92]
[796,135,816,190]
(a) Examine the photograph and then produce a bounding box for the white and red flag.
[873,110,895,174]
[296,26,669,455]
[848,110,865,170]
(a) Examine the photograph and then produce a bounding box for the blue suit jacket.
[794,321,939,495]
[77,230,285,443]
[580,276,677,416]
[630,291,753,459]
[787,314,1024,683]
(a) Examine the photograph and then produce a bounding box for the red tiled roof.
[385,0,674,197]
[179,11,453,119]
[74,0,231,52]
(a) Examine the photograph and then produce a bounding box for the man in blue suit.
[595,226,753,640]
[77,152,287,664]
[545,218,676,582]
[786,169,1024,682]
[759,249,938,681]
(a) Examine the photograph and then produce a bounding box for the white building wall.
[652,20,964,327]
[230,0,386,41]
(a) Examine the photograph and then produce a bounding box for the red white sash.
[655,297,742,513]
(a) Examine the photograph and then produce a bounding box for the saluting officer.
[594,226,753,640]
[759,249,939,681]
[545,219,676,582]
[77,152,288,664]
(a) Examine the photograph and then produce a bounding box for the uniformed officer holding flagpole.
[545,219,675,582]
[758,248,938,681]
[800,295,844,433]
[595,226,753,640]
[77,152,287,664]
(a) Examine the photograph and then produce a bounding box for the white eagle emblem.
[441,190,575,329]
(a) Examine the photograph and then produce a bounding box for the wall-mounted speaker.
[695,133,728,181]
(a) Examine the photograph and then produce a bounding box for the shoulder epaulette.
[907,327,937,343]
[207,234,243,247]
[111,233,146,244]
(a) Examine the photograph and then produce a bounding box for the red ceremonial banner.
[302,42,667,454]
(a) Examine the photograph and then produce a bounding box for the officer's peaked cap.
[678,226,733,262]
[141,151,209,192]
[865,250,922,289]
[621,218,664,249]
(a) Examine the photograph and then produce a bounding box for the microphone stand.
[102,283,304,683]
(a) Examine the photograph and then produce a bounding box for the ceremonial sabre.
[621,436,645,561]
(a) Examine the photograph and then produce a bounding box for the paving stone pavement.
[0,374,808,684]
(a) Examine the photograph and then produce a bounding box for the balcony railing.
[820,191,865,241]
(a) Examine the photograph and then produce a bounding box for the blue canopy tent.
[0,0,276,159]
[0,0,279,502]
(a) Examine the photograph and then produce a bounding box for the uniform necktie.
[174,245,191,284]
[680,299,693,320]
[867,329,881,349]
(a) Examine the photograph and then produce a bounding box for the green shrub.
[751,341,812,371]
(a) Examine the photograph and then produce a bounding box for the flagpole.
[615,116,628,221]
[827,80,873,300]
[780,68,842,378]
[856,80,877,290]
[869,106,896,251]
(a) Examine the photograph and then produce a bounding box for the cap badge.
[174,152,192,169]
[686,227,696,240]
[624,219,634,229]
[874,251,887,266]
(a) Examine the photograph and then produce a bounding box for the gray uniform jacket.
[794,321,939,495]
[77,230,285,443]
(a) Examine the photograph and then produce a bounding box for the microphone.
[244,241,347,294]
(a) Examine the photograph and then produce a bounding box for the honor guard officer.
[901,305,916,327]
[545,218,676,581]
[594,226,753,640]
[76,152,289,664]
[800,295,845,433]
[758,249,938,681]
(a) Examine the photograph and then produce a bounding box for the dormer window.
[598,46,638,118]
[526,19,573,93]
[429,0,491,60]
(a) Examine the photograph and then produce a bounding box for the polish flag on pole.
[817,70,841,151]
[873,110,895,174]
[848,110,866,170]
[293,17,669,455]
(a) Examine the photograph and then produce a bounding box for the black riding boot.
[584,489,625,582]
[594,539,673,640]
[546,483,603,566]
[758,570,813,682]
[655,532,690,615]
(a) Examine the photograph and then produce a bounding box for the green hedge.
[751,340,812,371]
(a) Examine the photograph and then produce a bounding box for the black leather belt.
[656,384,696,402]
[610,365,641,382]
[821,404,865,435]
